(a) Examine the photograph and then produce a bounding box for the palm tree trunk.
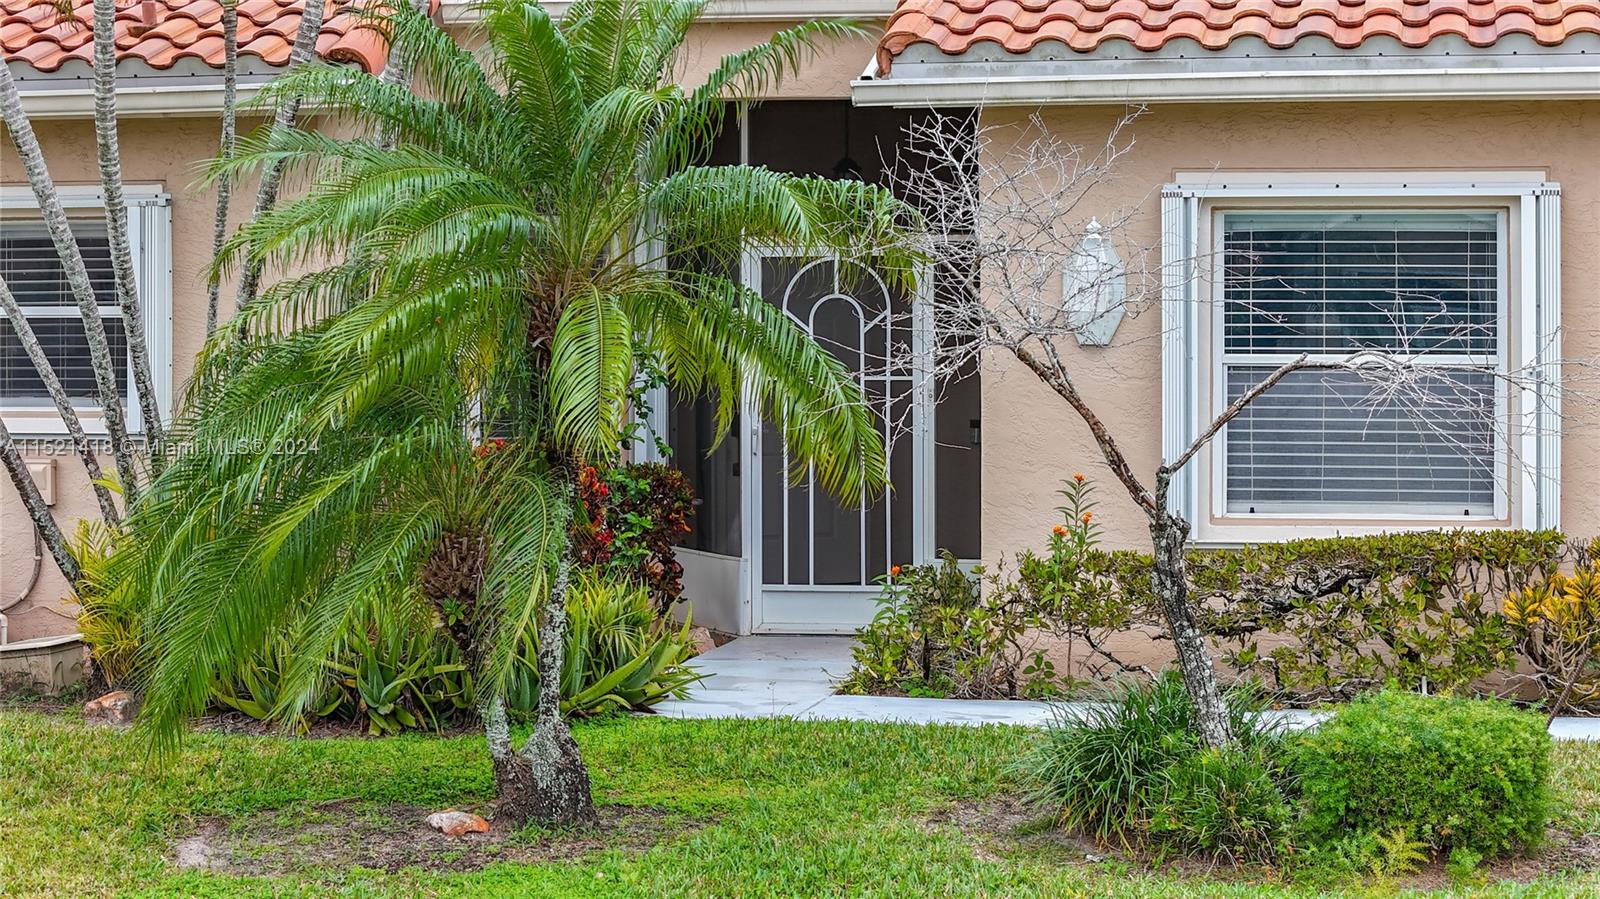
[205,0,239,337]
[234,0,327,309]
[0,63,142,507]
[92,0,163,458]
[496,543,598,826]
[0,417,80,585]
[0,276,120,525]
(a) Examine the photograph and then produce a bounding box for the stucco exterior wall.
[979,101,1600,568]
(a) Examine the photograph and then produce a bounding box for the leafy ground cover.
[3,708,1599,897]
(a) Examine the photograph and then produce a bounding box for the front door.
[745,253,932,633]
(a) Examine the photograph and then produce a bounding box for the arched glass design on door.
[753,255,925,622]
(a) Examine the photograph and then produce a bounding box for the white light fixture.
[1061,218,1126,347]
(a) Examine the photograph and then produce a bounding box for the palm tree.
[117,0,915,826]
[231,0,327,309]
[0,60,142,508]
[92,0,164,453]
[204,0,239,336]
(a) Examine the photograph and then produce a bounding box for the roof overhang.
[9,55,326,118]
[11,73,276,118]
[854,32,1600,107]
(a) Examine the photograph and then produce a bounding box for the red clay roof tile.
[878,0,1600,72]
[1,0,437,74]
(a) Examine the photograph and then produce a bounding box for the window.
[0,186,170,434]
[1160,173,1562,537]
[1218,211,1502,517]
[1,219,130,406]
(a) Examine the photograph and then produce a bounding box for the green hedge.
[1293,690,1552,856]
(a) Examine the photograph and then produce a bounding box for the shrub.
[1293,689,1551,856]
[840,475,1583,707]
[572,462,696,613]
[1149,747,1294,863]
[1024,673,1288,845]
[208,574,699,731]
[1191,530,1566,701]
[842,478,1122,700]
[1505,551,1600,719]
[839,552,1057,700]
[71,521,140,688]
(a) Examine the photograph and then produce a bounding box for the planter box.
[0,634,86,696]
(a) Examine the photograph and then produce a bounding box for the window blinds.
[1221,211,1500,516]
[0,219,127,402]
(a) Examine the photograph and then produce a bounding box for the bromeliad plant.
[1505,551,1600,722]
[114,0,914,826]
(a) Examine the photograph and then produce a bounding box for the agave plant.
[507,572,702,716]
[114,0,915,825]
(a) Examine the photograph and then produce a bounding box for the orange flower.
[1052,524,1068,537]
[1072,473,1086,483]
[890,565,902,577]
[1081,511,1093,523]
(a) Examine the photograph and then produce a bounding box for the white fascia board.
[852,66,1600,107]
[442,0,890,25]
[17,80,266,118]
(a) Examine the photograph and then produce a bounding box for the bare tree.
[878,111,1560,748]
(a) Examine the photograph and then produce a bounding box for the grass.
[1,709,1598,897]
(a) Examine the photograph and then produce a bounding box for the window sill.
[1193,518,1513,547]
[2,410,146,443]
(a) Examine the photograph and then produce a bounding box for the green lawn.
[2,709,1597,898]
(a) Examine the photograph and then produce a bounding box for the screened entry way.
[754,254,922,631]
[658,101,982,634]
[759,255,914,588]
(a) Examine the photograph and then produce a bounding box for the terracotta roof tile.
[1,0,437,74]
[878,0,1600,72]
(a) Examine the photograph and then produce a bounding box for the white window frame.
[0,184,172,436]
[1162,172,1561,544]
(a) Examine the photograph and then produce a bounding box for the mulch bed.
[173,800,691,875]
[929,795,1600,889]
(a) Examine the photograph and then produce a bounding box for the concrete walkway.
[653,635,1600,740]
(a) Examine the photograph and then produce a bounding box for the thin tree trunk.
[0,63,142,506]
[0,417,80,584]
[1007,337,1235,749]
[0,276,120,525]
[1151,472,1235,750]
[206,0,239,337]
[234,0,327,309]
[495,538,598,827]
[92,0,162,457]
[1547,646,1596,726]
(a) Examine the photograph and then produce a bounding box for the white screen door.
[744,253,932,633]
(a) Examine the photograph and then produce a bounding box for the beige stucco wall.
[0,21,873,643]
[980,101,1600,568]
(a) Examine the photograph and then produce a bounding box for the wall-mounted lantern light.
[1061,218,1126,347]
